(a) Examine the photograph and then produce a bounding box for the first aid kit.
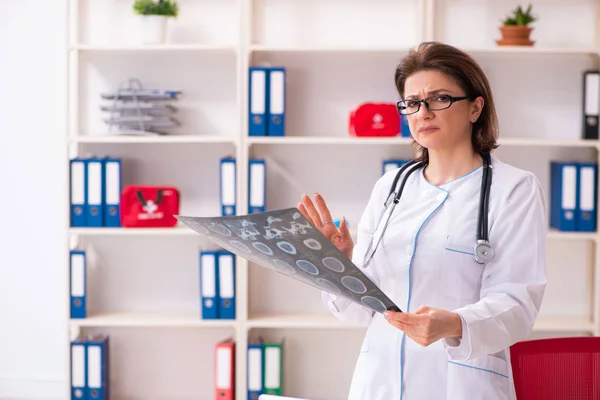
[120,185,180,228]
[348,103,400,137]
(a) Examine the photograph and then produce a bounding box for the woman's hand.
[298,193,354,259]
[384,306,463,347]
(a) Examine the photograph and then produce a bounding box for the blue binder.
[70,158,87,227]
[86,335,109,400]
[577,162,598,232]
[247,343,264,399]
[200,251,219,319]
[220,157,236,216]
[70,250,86,319]
[382,159,409,176]
[248,159,266,213]
[249,67,269,136]
[218,251,236,320]
[71,335,88,400]
[85,158,104,227]
[102,158,121,227]
[550,161,578,231]
[400,114,411,137]
[268,67,286,136]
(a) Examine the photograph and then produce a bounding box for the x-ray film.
[176,207,402,314]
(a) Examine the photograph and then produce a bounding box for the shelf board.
[533,316,595,333]
[246,313,594,333]
[246,313,365,329]
[70,311,236,328]
[463,46,598,56]
[249,44,598,56]
[499,138,599,148]
[248,136,599,148]
[70,135,236,144]
[69,225,197,236]
[248,136,413,146]
[249,44,411,53]
[547,230,598,241]
[72,44,236,52]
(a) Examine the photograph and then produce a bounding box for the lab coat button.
[405,245,413,255]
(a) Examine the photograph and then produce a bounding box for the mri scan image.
[176,207,402,314]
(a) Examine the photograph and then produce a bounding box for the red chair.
[510,337,600,399]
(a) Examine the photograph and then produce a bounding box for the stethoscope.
[361,152,495,268]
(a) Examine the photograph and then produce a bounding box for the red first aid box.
[348,103,400,137]
[120,185,180,228]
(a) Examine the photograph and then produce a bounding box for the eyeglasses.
[397,94,471,115]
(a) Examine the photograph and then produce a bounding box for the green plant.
[133,0,179,17]
[502,4,536,26]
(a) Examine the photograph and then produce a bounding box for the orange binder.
[215,338,235,400]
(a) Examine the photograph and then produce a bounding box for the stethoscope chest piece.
[474,240,495,264]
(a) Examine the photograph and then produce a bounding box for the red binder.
[215,339,235,400]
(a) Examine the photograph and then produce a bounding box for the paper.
[176,207,401,314]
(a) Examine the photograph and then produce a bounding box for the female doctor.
[298,41,547,400]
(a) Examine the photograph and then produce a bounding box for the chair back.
[510,336,600,399]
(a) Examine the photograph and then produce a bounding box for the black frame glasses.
[396,94,471,115]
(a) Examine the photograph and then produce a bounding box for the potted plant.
[133,0,179,45]
[496,4,537,46]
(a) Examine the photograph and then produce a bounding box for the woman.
[298,41,547,400]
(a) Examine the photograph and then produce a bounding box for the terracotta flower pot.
[496,26,534,46]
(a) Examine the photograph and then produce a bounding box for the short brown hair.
[394,41,499,162]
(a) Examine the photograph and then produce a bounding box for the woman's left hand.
[384,306,463,347]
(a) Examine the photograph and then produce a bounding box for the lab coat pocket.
[447,355,510,400]
[442,236,484,299]
[347,338,371,400]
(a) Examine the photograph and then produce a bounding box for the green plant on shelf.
[502,4,536,26]
[133,0,179,17]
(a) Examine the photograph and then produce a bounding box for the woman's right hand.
[298,193,354,260]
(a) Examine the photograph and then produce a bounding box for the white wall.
[0,1,68,399]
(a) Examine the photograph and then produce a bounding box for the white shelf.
[72,44,236,52]
[498,138,599,148]
[68,225,596,241]
[70,311,236,328]
[70,135,236,145]
[247,313,594,333]
[462,46,599,56]
[249,44,412,53]
[247,313,364,329]
[248,136,413,146]
[247,136,599,148]
[250,44,599,56]
[533,316,595,333]
[69,226,196,236]
[547,230,598,241]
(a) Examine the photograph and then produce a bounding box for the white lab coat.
[322,156,547,400]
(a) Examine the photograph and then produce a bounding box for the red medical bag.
[120,185,180,228]
[348,103,400,137]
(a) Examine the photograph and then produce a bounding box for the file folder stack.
[248,67,286,136]
[215,338,235,400]
[550,161,598,232]
[101,78,181,136]
[200,250,236,320]
[70,250,87,319]
[70,334,110,400]
[70,156,122,228]
[382,159,410,176]
[247,340,284,398]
